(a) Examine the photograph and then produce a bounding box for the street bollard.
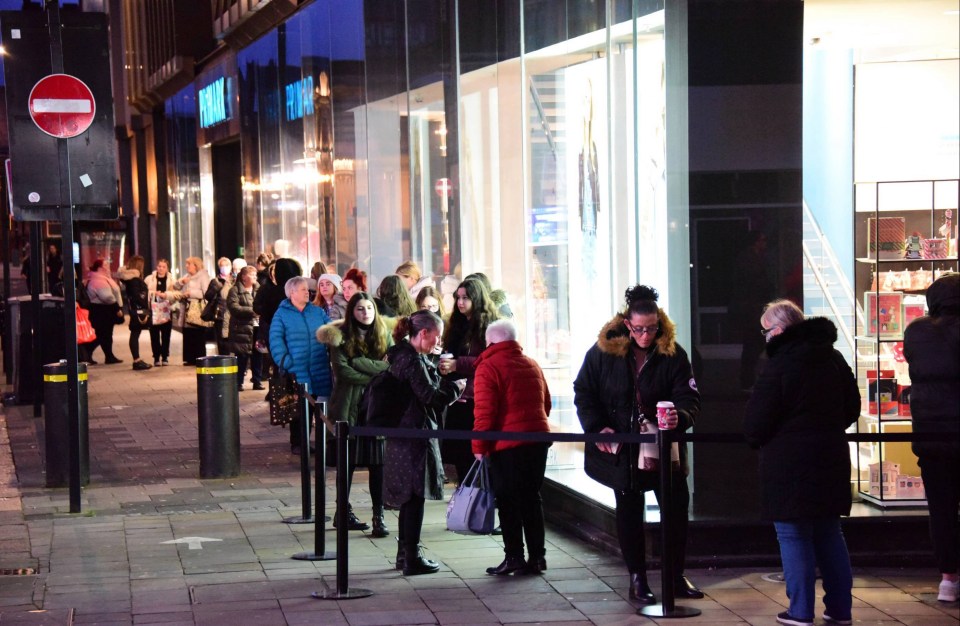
[42,361,89,487]
[196,355,240,478]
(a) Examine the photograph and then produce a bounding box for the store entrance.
[212,141,243,260]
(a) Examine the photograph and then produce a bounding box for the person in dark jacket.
[118,256,152,371]
[227,266,262,391]
[903,272,959,603]
[439,277,501,485]
[384,310,465,576]
[744,300,860,626]
[254,257,303,394]
[269,276,332,455]
[574,285,702,605]
[317,292,395,535]
[472,319,551,576]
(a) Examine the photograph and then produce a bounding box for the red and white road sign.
[435,177,452,197]
[27,74,96,139]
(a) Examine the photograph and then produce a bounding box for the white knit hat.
[318,273,342,291]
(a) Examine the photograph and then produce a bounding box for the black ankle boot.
[525,556,547,575]
[402,545,440,576]
[395,538,405,570]
[486,556,528,576]
[333,505,370,531]
[629,572,656,605]
[371,507,390,538]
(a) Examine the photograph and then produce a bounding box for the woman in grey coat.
[384,310,464,575]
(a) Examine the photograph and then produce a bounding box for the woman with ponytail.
[384,310,465,576]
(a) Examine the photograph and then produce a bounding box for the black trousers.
[88,303,118,360]
[149,322,172,361]
[443,399,475,484]
[182,326,207,365]
[489,443,549,561]
[128,321,146,360]
[613,471,690,575]
[235,351,263,385]
[347,464,384,512]
[399,494,426,548]
[918,453,960,574]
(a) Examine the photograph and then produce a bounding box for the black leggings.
[613,472,690,575]
[398,495,425,549]
[347,464,384,512]
[919,453,960,574]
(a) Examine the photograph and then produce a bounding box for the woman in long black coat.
[744,300,860,626]
[384,310,464,576]
[227,266,261,391]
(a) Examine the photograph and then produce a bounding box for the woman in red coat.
[472,319,551,576]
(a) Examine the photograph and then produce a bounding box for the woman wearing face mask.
[145,259,173,366]
[317,292,394,535]
[207,257,234,355]
[313,273,348,322]
[227,266,263,391]
[439,278,500,485]
[384,310,465,575]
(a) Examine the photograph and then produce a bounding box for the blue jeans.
[774,518,852,620]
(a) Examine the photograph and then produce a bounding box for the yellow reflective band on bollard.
[196,365,239,375]
[43,373,89,383]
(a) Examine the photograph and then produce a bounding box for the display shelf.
[856,256,958,265]
[853,178,958,509]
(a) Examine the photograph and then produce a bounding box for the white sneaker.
[823,613,852,625]
[938,579,959,602]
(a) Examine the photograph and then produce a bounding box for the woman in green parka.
[316,291,394,537]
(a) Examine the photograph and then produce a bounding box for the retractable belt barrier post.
[284,383,314,525]
[293,395,335,561]
[313,420,372,600]
[42,361,89,487]
[195,356,241,478]
[311,425,941,607]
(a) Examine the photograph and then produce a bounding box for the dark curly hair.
[625,284,660,316]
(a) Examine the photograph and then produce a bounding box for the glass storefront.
[164,86,203,278]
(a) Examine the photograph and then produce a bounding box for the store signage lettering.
[198,77,230,129]
[285,76,314,121]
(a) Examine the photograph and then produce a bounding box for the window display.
[854,179,959,506]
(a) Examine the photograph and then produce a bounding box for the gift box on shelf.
[921,237,948,259]
[865,292,904,338]
[897,384,912,417]
[867,217,905,259]
[869,461,900,497]
[866,369,898,416]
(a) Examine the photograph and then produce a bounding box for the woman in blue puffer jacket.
[270,276,332,454]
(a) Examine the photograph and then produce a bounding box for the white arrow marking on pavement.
[161,537,222,550]
[33,99,92,113]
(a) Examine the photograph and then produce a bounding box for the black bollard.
[42,361,89,487]
[312,420,372,600]
[196,355,241,478]
[284,384,314,524]
[639,427,700,619]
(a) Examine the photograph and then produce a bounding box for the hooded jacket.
[117,267,149,328]
[903,272,960,458]
[573,310,700,491]
[472,340,550,455]
[743,317,860,521]
[316,318,395,425]
[226,281,258,355]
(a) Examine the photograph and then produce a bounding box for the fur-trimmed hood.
[316,316,398,346]
[595,309,678,358]
[116,267,141,280]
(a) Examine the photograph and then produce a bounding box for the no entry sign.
[28,73,96,139]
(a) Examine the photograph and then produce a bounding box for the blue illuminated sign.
[285,76,315,122]
[198,77,230,129]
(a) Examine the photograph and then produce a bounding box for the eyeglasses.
[627,323,659,336]
[760,326,778,336]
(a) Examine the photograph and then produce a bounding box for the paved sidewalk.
[0,326,958,625]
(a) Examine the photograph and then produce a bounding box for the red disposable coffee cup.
[656,401,675,430]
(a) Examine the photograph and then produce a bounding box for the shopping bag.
[446,457,496,534]
[76,304,96,344]
[185,298,214,328]
[151,296,171,325]
[200,294,219,322]
[269,368,302,426]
